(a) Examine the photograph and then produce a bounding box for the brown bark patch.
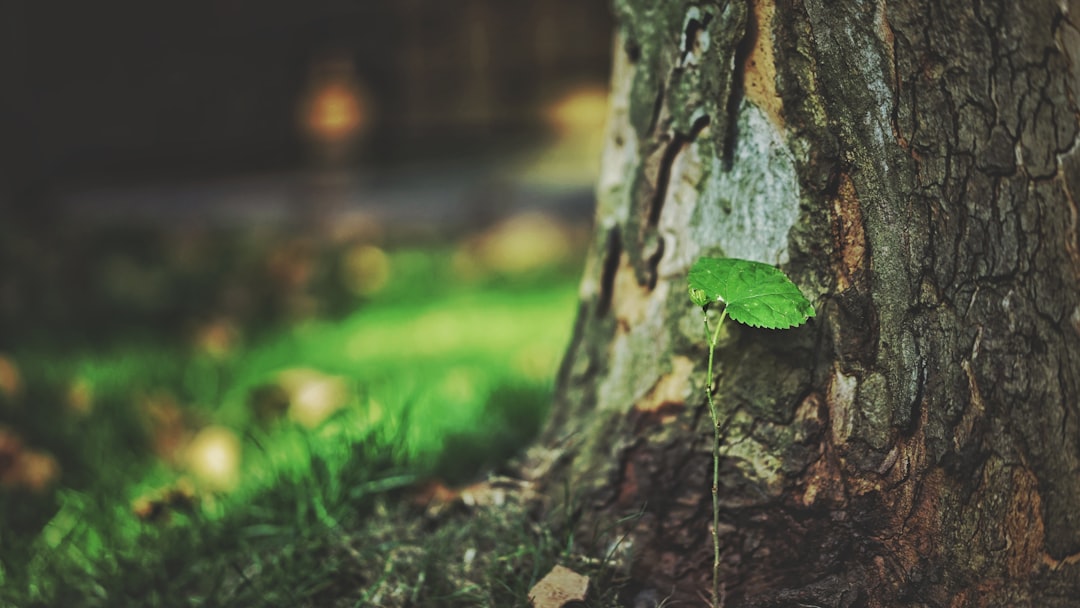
[743,0,784,132]
[630,356,691,434]
[954,357,986,452]
[1062,167,1080,280]
[612,254,652,331]
[948,581,1007,608]
[616,458,639,505]
[877,0,895,80]
[870,401,941,582]
[1004,466,1044,579]
[830,173,868,292]
[796,443,846,508]
[794,392,847,506]
[1042,551,1080,569]
[631,402,685,435]
[634,356,694,414]
[884,466,943,575]
[824,372,945,595]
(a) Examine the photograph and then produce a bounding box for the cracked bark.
[536,0,1080,606]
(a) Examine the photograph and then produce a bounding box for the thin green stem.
[703,306,727,608]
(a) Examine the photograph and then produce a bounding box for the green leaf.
[687,257,816,329]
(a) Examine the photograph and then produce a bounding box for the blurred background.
[1,0,613,340]
[0,2,614,603]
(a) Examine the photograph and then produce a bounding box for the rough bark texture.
[540,0,1080,605]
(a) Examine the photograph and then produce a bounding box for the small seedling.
[687,257,815,608]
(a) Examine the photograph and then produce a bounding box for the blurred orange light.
[307,82,364,142]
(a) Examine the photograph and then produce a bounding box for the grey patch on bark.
[693,100,801,266]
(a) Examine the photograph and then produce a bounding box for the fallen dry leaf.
[412,475,532,519]
[528,564,589,608]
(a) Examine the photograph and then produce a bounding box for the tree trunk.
[538,0,1080,605]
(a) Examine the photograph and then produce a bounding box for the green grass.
[0,257,636,608]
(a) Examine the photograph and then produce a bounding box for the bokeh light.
[0,354,23,401]
[464,212,572,275]
[277,368,351,429]
[340,244,391,296]
[545,86,610,136]
[66,376,94,415]
[299,54,370,166]
[307,83,365,143]
[186,426,241,491]
[0,426,60,493]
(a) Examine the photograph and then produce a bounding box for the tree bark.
[538,0,1080,605]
